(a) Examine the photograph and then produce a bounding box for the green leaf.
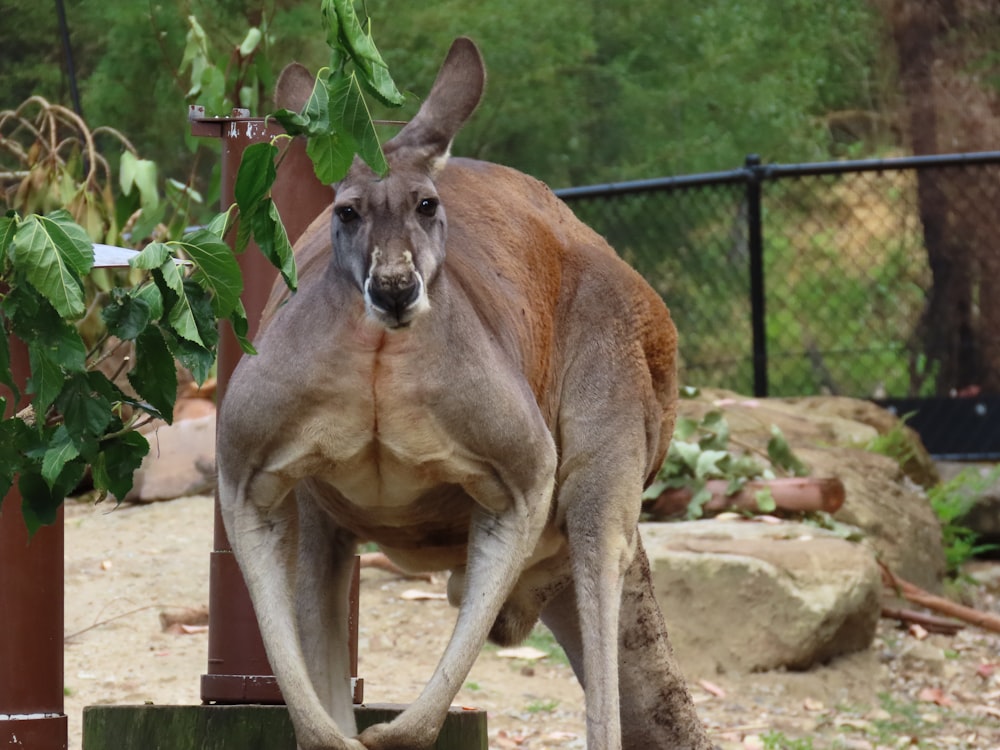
[181,279,219,351]
[0,214,16,260]
[205,207,235,238]
[130,241,172,270]
[642,477,668,501]
[199,66,227,116]
[304,72,332,129]
[754,489,777,514]
[119,150,137,195]
[164,178,199,204]
[102,288,152,341]
[133,282,164,321]
[327,70,388,177]
[694,449,730,479]
[19,463,83,535]
[272,108,311,136]
[26,345,65,418]
[229,301,256,355]
[128,326,177,423]
[174,229,244,317]
[239,27,262,57]
[132,159,160,210]
[26,309,87,373]
[235,142,278,215]
[267,202,297,290]
[92,431,149,500]
[0,330,16,402]
[163,331,215,385]
[158,283,217,386]
[158,262,204,347]
[250,200,298,291]
[686,481,712,519]
[670,441,702,472]
[20,471,61,535]
[55,373,112,444]
[698,410,730,450]
[325,0,404,107]
[767,425,809,477]
[0,414,32,501]
[12,213,93,318]
[3,285,86,416]
[41,425,80,488]
[673,416,699,442]
[306,130,359,184]
[120,152,159,210]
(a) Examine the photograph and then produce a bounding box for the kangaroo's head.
[330,38,485,329]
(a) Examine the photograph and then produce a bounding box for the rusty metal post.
[0,337,68,749]
[190,110,359,704]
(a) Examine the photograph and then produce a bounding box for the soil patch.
[64,495,1000,749]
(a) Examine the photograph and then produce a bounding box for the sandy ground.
[63,494,1000,749]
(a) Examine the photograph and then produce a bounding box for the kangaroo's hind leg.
[541,537,713,749]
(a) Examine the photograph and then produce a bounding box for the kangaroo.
[217,37,713,750]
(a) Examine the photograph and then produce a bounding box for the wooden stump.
[82,704,487,750]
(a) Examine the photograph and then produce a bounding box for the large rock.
[126,414,216,502]
[677,390,946,590]
[643,520,882,676]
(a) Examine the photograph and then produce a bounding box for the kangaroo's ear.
[274,62,316,113]
[384,37,485,173]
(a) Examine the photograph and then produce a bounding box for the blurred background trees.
[3,0,900,197]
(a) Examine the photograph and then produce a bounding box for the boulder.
[804,447,944,590]
[677,390,946,590]
[126,414,216,503]
[642,520,882,676]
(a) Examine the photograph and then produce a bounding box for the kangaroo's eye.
[417,198,439,217]
[336,206,359,223]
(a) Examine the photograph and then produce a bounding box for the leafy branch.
[643,393,810,519]
[0,209,246,533]
[0,1,403,535]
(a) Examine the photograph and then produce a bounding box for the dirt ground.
[63,494,1000,750]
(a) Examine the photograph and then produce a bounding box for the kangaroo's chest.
[302,334,483,510]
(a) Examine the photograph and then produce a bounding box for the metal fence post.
[744,154,768,397]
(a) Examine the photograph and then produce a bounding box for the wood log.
[646,476,845,519]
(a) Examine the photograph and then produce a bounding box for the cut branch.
[881,562,1000,634]
[881,606,964,635]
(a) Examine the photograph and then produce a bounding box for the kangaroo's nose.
[367,274,422,319]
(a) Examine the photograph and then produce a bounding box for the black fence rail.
[555,151,1000,460]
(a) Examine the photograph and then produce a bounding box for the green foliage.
[273,0,404,183]
[522,624,570,667]
[0,208,245,534]
[761,731,813,750]
[0,0,887,196]
[524,699,559,714]
[864,412,919,468]
[927,467,1000,577]
[0,1,398,535]
[643,393,809,519]
[232,141,296,296]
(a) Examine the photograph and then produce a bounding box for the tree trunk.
[885,0,980,395]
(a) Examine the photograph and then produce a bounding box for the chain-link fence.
[556,151,1000,459]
